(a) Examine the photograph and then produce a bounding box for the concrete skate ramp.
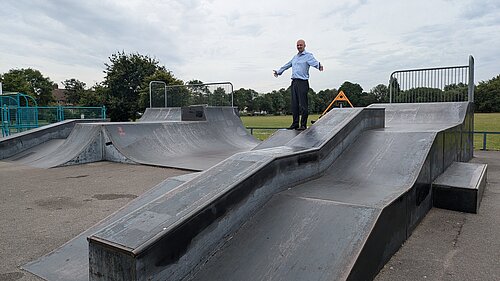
[0,119,102,160]
[86,107,385,280]
[252,129,300,150]
[4,123,103,168]
[1,106,259,170]
[138,107,181,121]
[105,107,259,170]
[188,102,473,281]
[22,103,473,281]
[85,103,472,281]
[369,102,469,131]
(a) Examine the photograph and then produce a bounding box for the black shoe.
[297,126,307,131]
[287,125,299,130]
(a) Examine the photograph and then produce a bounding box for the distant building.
[52,84,70,105]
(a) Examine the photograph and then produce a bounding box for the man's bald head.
[296,39,306,53]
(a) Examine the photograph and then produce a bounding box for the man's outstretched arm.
[273,60,292,77]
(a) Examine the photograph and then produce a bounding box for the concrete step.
[433,161,488,213]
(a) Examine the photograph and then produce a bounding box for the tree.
[185,80,210,106]
[279,87,292,114]
[388,77,401,102]
[233,88,258,113]
[62,78,86,105]
[1,68,55,105]
[103,51,164,121]
[266,91,288,115]
[397,87,442,103]
[315,88,337,112]
[475,75,500,112]
[138,70,183,109]
[370,84,389,103]
[442,83,468,102]
[339,81,363,106]
[254,94,273,114]
[212,87,229,106]
[307,88,319,114]
[78,83,106,107]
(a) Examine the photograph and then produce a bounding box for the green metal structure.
[1,92,106,137]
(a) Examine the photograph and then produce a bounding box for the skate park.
[1,57,499,281]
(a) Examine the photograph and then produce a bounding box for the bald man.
[274,39,324,130]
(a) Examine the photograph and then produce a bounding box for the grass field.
[474,113,500,150]
[242,113,500,150]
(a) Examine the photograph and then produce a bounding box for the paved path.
[375,150,500,281]
[0,161,190,281]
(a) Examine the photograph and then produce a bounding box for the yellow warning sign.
[331,91,354,108]
[321,90,353,115]
[312,91,355,124]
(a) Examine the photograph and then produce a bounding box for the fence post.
[482,132,487,150]
[1,104,9,137]
[149,81,167,108]
[468,55,474,103]
[102,106,107,120]
[57,106,62,122]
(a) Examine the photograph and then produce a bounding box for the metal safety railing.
[37,106,107,125]
[149,82,234,108]
[475,131,500,151]
[389,55,474,103]
[1,105,106,137]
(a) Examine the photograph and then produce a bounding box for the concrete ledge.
[433,162,487,214]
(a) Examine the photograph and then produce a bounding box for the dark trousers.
[291,79,309,127]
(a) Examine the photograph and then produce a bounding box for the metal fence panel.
[389,56,474,103]
[149,82,234,107]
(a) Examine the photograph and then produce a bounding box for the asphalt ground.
[0,161,190,281]
[0,151,498,281]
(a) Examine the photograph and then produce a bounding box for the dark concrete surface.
[1,151,498,281]
[0,161,190,281]
[375,150,500,281]
[86,107,385,281]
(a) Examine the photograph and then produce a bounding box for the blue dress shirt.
[276,51,321,80]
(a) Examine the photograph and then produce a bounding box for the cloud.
[1,0,499,93]
[459,0,500,19]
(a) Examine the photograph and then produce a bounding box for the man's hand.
[273,70,278,77]
[319,64,324,71]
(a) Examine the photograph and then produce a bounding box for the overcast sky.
[1,0,499,93]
